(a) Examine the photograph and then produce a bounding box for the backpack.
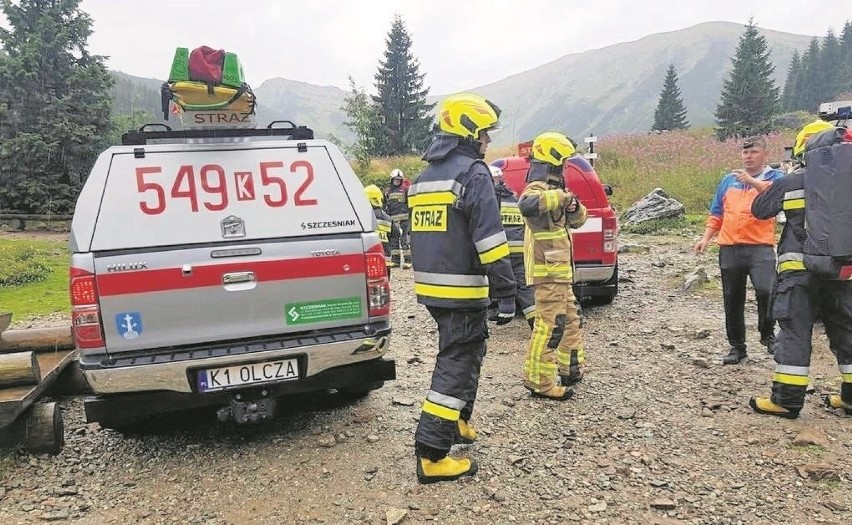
[161,46,256,123]
[803,125,852,275]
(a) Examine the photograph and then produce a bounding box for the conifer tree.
[781,50,804,111]
[372,15,434,155]
[652,64,689,131]
[715,19,780,140]
[0,0,113,214]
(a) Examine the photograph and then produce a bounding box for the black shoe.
[760,334,776,355]
[722,347,747,365]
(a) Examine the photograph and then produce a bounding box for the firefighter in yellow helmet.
[519,131,588,400]
[364,184,397,277]
[749,119,852,418]
[408,93,516,483]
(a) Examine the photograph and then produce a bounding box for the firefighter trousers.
[415,307,488,460]
[524,282,584,392]
[719,245,776,349]
[389,219,411,264]
[772,272,852,409]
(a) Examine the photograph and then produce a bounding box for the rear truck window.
[91,144,362,250]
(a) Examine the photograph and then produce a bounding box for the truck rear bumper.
[80,325,392,394]
[574,264,615,283]
[83,357,396,425]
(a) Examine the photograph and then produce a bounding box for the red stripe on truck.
[96,254,365,296]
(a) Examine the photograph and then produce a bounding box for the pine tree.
[651,64,689,131]
[714,19,780,140]
[782,50,804,111]
[372,15,434,156]
[799,38,822,111]
[0,0,113,214]
[817,30,842,104]
[837,21,852,98]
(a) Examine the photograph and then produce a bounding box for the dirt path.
[1,233,850,525]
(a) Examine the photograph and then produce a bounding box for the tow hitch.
[216,391,277,424]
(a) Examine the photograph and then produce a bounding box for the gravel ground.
[1,233,850,525]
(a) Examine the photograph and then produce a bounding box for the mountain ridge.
[110,21,817,146]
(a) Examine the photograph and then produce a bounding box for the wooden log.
[23,402,64,455]
[0,351,41,387]
[0,402,64,454]
[0,326,74,353]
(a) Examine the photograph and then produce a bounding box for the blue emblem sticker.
[115,312,143,340]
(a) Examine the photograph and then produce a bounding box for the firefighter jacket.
[753,168,852,280]
[495,181,524,256]
[408,134,516,309]
[519,161,588,285]
[372,206,395,263]
[752,169,806,275]
[384,180,410,222]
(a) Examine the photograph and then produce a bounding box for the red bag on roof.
[188,46,226,84]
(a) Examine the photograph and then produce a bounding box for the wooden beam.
[0,351,41,387]
[0,327,74,353]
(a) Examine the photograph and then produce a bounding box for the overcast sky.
[46,1,852,94]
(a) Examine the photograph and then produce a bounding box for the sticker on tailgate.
[285,297,362,325]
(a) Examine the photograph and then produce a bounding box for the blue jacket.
[408,134,516,308]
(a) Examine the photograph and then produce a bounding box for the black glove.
[495,297,516,325]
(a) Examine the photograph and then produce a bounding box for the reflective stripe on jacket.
[519,180,587,285]
[409,135,515,308]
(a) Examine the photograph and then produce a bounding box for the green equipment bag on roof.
[161,46,256,120]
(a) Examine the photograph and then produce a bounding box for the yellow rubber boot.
[749,396,800,419]
[824,394,852,415]
[456,419,478,444]
[416,456,478,484]
[529,385,574,401]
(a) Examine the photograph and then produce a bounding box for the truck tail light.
[603,216,618,253]
[70,268,105,349]
[365,244,390,317]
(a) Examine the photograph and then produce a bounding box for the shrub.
[0,246,53,287]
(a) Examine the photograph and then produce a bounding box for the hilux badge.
[221,215,246,238]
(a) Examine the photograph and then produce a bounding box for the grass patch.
[788,443,824,456]
[0,245,53,286]
[0,237,69,320]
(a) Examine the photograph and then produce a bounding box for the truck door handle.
[223,271,255,284]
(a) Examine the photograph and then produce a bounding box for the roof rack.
[121,120,315,146]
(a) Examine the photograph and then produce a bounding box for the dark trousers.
[389,220,410,263]
[415,307,488,460]
[772,272,852,409]
[719,245,776,349]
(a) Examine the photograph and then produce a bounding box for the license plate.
[197,358,299,392]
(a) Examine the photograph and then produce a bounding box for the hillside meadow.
[353,128,798,215]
